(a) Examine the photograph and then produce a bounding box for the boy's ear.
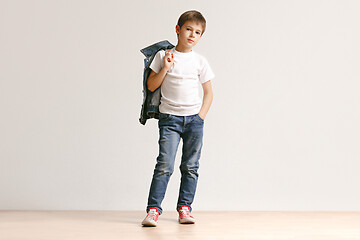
[175,25,180,34]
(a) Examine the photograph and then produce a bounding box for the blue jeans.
[146,112,204,214]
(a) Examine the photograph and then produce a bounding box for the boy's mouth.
[187,39,194,43]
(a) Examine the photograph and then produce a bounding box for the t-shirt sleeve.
[199,57,215,84]
[149,50,164,73]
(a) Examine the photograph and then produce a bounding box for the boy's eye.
[196,32,201,35]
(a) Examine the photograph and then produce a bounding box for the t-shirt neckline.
[173,47,194,55]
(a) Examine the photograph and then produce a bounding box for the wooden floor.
[1,211,360,240]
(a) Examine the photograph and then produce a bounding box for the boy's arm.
[147,50,174,92]
[147,68,168,92]
[198,80,213,120]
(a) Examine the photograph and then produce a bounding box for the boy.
[142,10,214,227]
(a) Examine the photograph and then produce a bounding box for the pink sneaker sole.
[142,219,158,227]
[178,217,196,224]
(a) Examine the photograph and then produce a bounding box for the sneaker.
[142,208,159,227]
[178,206,195,224]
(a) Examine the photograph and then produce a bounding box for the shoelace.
[179,209,191,218]
[147,211,158,220]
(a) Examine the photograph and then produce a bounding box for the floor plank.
[1,211,360,240]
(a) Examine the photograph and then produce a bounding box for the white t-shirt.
[149,47,215,116]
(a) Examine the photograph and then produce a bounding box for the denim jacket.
[139,40,175,125]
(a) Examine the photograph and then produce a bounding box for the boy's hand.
[198,112,206,120]
[163,50,174,71]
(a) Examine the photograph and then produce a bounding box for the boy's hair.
[177,10,206,35]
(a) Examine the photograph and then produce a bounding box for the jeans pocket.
[195,114,204,122]
[159,113,172,121]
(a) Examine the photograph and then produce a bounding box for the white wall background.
[1,0,359,211]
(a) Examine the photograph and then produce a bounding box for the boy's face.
[176,21,203,49]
